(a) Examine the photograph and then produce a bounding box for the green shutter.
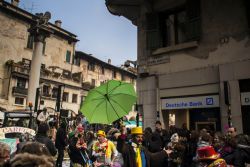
[146,13,161,50]
[66,50,71,63]
[27,34,34,49]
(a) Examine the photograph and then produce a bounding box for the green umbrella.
[80,80,137,124]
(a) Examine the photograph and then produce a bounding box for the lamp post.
[26,12,53,108]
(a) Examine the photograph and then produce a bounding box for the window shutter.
[42,42,46,55]
[186,0,201,41]
[66,50,71,63]
[146,13,161,50]
[27,34,34,49]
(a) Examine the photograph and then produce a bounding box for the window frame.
[62,92,69,102]
[65,50,71,63]
[72,94,78,103]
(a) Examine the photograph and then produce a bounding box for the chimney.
[55,20,62,28]
[11,0,19,7]
[108,59,111,64]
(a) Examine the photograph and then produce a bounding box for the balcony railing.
[9,63,82,83]
[12,86,28,95]
[82,82,95,90]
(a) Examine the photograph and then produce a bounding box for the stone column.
[26,34,46,106]
[26,12,52,108]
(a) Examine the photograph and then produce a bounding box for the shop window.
[169,114,176,126]
[88,62,95,71]
[27,34,34,49]
[15,97,24,105]
[66,50,71,63]
[72,94,78,103]
[62,92,69,102]
[16,78,26,88]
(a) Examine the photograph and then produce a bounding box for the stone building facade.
[0,0,137,118]
[106,0,250,134]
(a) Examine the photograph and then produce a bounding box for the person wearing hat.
[116,126,172,167]
[92,130,118,166]
[197,146,227,167]
[37,107,50,124]
[68,124,89,166]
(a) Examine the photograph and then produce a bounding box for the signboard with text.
[241,92,250,106]
[0,126,36,136]
[161,95,219,110]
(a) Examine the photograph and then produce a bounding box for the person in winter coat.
[117,126,172,167]
[68,124,89,166]
[55,122,68,167]
[228,134,250,167]
[35,123,57,156]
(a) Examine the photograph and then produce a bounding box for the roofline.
[0,1,79,42]
[76,51,137,78]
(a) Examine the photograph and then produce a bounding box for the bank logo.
[206,97,214,105]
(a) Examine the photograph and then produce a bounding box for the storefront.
[161,94,221,131]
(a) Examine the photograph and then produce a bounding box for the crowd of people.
[0,113,250,167]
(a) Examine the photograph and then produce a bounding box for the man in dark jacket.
[117,126,172,167]
[35,123,57,156]
[55,122,68,167]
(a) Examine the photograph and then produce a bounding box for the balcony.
[12,86,28,95]
[82,82,95,90]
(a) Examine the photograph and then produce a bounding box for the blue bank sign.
[161,95,219,110]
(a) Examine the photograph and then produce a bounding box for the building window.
[72,94,78,103]
[66,50,71,63]
[91,79,95,87]
[80,96,85,106]
[62,92,69,102]
[15,97,24,105]
[146,0,201,49]
[27,34,34,49]
[113,71,117,79]
[101,66,105,74]
[22,58,31,68]
[42,85,50,97]
[16,78,26,88]
[52,87,58,98]
[42,42,46,55]
[88,62,95,71]
[73,55,80,66]
[121,74,125,81]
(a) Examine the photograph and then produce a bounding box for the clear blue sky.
[12,0,137,66]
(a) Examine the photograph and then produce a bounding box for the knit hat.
[131,127,143,135]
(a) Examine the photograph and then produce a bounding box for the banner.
[0,127,36,136]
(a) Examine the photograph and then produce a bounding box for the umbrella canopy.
[80,80,137,124]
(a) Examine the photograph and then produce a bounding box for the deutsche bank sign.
[161,95,219,110]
